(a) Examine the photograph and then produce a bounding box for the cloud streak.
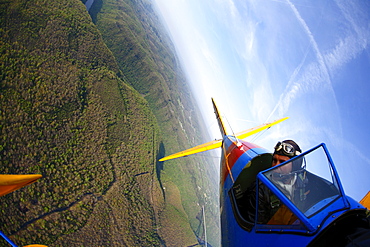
[153,0,370,200]
[274,0,335,115]
[325,1,370,76]
[271,0,369,121]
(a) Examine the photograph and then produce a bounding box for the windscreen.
[263,145,341,218]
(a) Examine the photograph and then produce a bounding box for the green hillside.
[88,0,220,245]
[0,0,219,246]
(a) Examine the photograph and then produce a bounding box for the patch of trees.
[1,0,161,245]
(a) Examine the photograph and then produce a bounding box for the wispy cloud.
[273,0,334,115]
[153,0,370,201]
[271,0,370,120]
[325,1,370,75]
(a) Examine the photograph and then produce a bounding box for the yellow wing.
[159,139,222,161]
[159,117,289,162]
[235,117,289,140]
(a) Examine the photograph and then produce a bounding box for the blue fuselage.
[219,137,368,246]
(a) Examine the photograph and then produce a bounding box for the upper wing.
[159,139,222,161]
[235,117,289,140]
[159,117,289,162]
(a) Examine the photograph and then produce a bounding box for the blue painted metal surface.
[220,141,368,246]
[160,100,369,246]
[0,230,18,247]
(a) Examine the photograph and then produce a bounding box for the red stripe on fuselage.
[222,139,260,183]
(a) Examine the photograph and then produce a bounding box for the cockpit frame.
[255,143,350,235]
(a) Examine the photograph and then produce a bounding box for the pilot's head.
[272,140,302,174]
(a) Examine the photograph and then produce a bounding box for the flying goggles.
[274,141,301,157]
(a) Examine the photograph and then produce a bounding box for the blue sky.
[152,0,370,201]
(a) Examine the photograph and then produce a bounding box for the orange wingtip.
[0,174,42,197]
[360,191,370,210]
[23,245,48,247]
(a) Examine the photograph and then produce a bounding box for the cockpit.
[230,143,349,234]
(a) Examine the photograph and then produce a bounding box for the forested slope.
[89,0,220,245]
[0,0,219,246]
[1,0,163,246]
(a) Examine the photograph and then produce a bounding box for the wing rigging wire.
[250,126,270,143]
[224,115,273,144]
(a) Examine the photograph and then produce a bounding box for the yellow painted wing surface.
[159,139,222,161]
[234,117,289,140]
[159,117,289,162]
[0,174,42,197]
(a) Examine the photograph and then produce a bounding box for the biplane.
[160,98,370,246]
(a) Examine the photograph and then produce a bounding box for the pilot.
[266,140,305,225]
[270,140,304,199]
[242,140,303,225]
